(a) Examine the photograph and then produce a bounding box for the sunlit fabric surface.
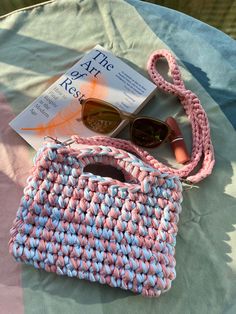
[0,1,235,313]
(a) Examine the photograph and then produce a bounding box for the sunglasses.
[80,98,172,148]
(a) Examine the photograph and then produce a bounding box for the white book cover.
[9,45,157,150]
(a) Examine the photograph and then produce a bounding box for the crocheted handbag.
[9,50,215,297]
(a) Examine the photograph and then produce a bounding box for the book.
[9,45,157,150]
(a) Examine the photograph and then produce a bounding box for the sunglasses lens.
[82,100,122,134]
[131,118,169,148]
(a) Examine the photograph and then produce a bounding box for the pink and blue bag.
[9,50,215,297]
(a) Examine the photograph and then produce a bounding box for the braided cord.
[146,50,215,183]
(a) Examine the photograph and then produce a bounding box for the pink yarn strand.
[146,50,215,183]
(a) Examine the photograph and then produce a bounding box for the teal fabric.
[127,0,236,129]
[1,1,236,313]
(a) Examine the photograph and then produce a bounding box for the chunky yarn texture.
[9,49,215,297]
[147,49,215,183]
[9,141,182,297]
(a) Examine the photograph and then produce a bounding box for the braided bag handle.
[51,143,173,194]
[71,50,215,184]
[147,49,215,183]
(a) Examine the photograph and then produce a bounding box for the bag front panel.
[9,146,182,297]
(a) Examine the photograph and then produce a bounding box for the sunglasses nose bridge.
[120,111,136,122]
